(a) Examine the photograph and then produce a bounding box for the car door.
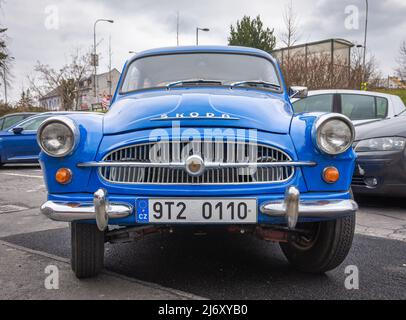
[2,116,50,162]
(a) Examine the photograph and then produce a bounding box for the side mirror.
[12,127,24,134]
[289,86,308,99]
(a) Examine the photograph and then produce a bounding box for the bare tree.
[396,41,406,81]
[28,49,92,111]
[0,27,14,101]
[280,0,301,48]
[15,88,38,109]
[349,48,381,89]
[68,49,93,110]
[278,1,302,88]
[281,47,381,90]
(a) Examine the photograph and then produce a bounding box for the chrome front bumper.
[40,189,132,231]
[40,187,357,232]
[260,186,358,229]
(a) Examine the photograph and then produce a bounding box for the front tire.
[71,222,105,279]
[280,214,356,274]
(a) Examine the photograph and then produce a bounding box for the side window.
[3,115,25,130]
[391,96,405,115]
[376,97,388,118]
[341,94,377,120]
[292,94,334,114]
[121,65,142,92]
[20,117,49,131]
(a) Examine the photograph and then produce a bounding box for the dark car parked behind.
[0,114,51,166]
[0,112,102,167]
[352,112,406,196]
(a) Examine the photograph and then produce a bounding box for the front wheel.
[280,214,356,274]
[71,222,105,279]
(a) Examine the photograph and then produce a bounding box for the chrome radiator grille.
[99,141,294,185]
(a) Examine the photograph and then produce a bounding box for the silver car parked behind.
[291,90,406,125]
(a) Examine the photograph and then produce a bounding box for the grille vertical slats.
[99,141,294,185]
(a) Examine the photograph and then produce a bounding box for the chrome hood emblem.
[151,112,239,121]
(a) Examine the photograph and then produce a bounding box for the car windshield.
[121,53,281,93]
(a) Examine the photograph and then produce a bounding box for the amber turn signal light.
[56,168,72,185]
[323,167,340,184]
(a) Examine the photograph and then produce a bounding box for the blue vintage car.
[39,46,358,279]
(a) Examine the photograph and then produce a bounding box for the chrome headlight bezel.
[312,114,355,155]
[37,116,80,158]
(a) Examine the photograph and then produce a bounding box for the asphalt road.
[1,165,405,300]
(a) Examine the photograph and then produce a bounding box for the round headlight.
[313,114,355,155]
[37,117,79,157]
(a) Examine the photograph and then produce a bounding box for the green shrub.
[373,89,406,105]
[0,102,47,117]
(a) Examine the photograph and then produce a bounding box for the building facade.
[78,69,121,111]
[38,88,63,111]
[375,76,406,89]
[39,69,121,111]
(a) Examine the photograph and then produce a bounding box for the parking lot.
[0,164,405,300]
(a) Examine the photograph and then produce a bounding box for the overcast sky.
[1,0,405,102]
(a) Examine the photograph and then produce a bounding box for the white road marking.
[0,173,43,179]
[0,204,28,214]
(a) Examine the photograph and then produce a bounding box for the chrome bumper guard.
[40,189,132,231]
[260,186,358,229]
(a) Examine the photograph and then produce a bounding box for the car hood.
[355,116,406,141]
[104,90,293,135]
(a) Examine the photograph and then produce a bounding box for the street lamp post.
[196,27,210,46]
[93,19,114,109]
[363,0,369,83]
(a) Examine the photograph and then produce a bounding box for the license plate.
[136,199,257,224]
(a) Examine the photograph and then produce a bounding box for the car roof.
[38,111,102,115]
[0,112,37,119]
[307,89,397,99]
[13,111,102,121]
[130,45,277,63]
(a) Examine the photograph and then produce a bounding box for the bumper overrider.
[41,189,133,231]
[40,187,358,232]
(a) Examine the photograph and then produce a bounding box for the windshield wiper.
[166,79,223,89]
[230,80,281,90]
